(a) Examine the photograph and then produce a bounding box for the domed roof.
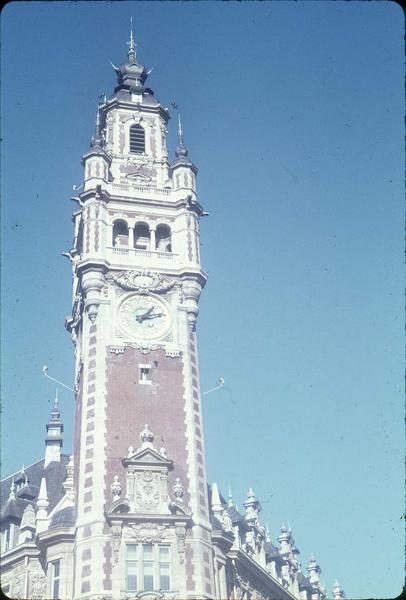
[49,505,76,529]
[113,21,149,93]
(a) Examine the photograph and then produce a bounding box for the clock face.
[119,295,171,340]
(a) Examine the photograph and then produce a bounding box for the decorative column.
[128,226,134,248]
[150,227,156,250]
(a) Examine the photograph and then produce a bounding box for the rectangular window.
[143,544,154,591]
[159,546,171,591]
[3,526,10,552]
[51,560,60,599]
[125,543,171,593]
[126,544,138,592]
[139,365,151,385]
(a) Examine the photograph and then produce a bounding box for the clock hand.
[143,312,163,320]
[136,306,154,323]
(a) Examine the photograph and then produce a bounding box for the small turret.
[44,392,64,467]
[278,523,293,557]
[172,114,197,192]
[244,487,261,523]
[332,580,345,600]
[81,104,112,190]
[307,554,322,587]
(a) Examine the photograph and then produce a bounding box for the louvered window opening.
[130,125,145,154]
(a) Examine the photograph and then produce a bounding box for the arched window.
[130,124,145,154]
[156,225,172,253]
[113,220,129,247]
[134,223,150,250]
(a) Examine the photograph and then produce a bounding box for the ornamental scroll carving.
[109,343,182,358]
[113,270,176,295]
[123,522,169,544]
[111,524,122,563]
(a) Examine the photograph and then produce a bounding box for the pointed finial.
[178,114,183,144]
[9,477,16,500]
[175,113,189,158]
[228,486,234,507]
[54,388,59,409]
[288,520,292,533]
[127,17,137,63]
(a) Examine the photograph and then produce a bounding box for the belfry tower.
[65,25,214,599]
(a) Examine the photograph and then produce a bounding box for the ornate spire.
[50,389,60,419]
[90,104,103,148]
[175,113,189,158]
[36,477,49,533]
[45,393,63,466]
[36,478,49,511]
[127,17,137,64]
[211,483,223,516]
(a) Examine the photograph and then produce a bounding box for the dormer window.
[130,124,145,154]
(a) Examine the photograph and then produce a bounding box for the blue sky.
[1,1,403,597]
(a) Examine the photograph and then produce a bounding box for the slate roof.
[1,455,70,523]
[265,541,285,563]
[297,571,314,591]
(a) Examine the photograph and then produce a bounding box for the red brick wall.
[104,346,190,504]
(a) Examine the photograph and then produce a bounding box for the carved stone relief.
[113,271,176,294]
[135,471,160,511]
